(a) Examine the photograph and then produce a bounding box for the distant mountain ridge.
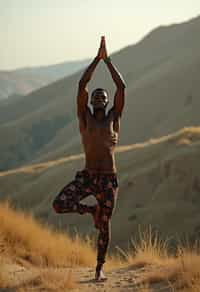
[0,59,90,99]
[0,15,200,170]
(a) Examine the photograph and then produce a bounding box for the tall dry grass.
[1,202,200,291]
[0,256,11,289]
[0,201,96,267]
[124,227,200,291]
[16,269,78,292]
[0,201,121,291]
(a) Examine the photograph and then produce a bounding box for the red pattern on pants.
[52,169,118,266]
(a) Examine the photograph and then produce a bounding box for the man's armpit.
[108,107,121,132]
[78,114,86,133]
[78,107,91,133]
[108,107,121,119]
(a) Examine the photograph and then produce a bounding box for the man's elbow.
[79,78,89,89]
[116,77,126,89]
[78,80,85,89]
[117,82,126,91]
[121,82,126,89]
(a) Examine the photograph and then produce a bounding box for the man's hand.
[97,36,108,60]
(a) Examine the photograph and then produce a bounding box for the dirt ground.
[3,262,172,292]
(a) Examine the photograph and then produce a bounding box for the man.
[52,36,126,281]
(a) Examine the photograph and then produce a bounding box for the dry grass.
[17,268,77,291]
[136,283,152,292]
[39,269,77,291]
[0,201,96,268]
[173,249,200,291]
[118,226,169,268]
[138,249,200,291]
[124,227,200,291]
[176,138,191,145]
[0,256,12,289]
[1,201,200,291]
[0,265,8,289]
[0,201,92,290]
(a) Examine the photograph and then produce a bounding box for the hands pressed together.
[97,36,109,61]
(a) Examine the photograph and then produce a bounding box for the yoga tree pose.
[53,36,126,281]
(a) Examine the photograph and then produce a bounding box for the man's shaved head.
[91,88,108,98]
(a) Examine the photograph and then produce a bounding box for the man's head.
[90,88,109,110]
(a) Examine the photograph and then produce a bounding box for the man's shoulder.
[107,106,121,119]
[78,106,92,119]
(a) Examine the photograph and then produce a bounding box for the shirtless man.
[53,36,126,281]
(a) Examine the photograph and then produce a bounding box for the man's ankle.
[96,262,103,272]
[95,266,107,281]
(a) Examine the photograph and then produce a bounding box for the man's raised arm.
[77,36,108,117]
[77,56,100,117]
[101,37,126,116]
[105,59,126,115]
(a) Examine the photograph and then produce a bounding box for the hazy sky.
[1,0,200,70]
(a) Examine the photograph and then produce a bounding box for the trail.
[74,266,171,292]
[3,263,172,291]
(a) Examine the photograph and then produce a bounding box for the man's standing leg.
[96,218,111,277]
[95,175,118,280]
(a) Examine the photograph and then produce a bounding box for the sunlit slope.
[1,127,200,250]
[0,59,89,100]
[1,16,200,170]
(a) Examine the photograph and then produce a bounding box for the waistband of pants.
[81,168,118,178]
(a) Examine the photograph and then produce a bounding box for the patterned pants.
[52,169,118,267]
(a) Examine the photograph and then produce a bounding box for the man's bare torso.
[79,108,120,174]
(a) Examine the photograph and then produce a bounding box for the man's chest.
[82,114,119,144]
[86,110,119,133]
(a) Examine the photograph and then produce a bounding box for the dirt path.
[74,266,172,292]
[2,263,173,292]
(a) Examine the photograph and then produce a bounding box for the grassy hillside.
[1,16,200,170]
[1,127,200,251]
[0,195,200,291]
[0,201,96,291]
[0,201,96,267]
[0,70,51,100]
[0,59,89,100]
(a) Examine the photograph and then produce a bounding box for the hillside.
[1,127,200,251]
[1,15,200,170]
[0,201,200,291]
[0,59,89,100]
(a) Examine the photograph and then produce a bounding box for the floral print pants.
[52,169,119,266]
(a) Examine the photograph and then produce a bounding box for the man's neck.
[93,109,106,121]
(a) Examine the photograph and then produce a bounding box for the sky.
[1,0,200,70]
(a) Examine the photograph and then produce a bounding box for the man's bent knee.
[52,200,63,213]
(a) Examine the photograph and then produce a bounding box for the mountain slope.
[1,15,200,170]
[0,59,89,100]
[1,127,200,250]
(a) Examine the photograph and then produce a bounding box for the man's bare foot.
[92,205,101,229]
[95,269,107,282]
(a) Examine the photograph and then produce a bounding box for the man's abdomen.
[84,144,116,173]
[81,125,118,173]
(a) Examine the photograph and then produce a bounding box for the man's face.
[90,89,109,109]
